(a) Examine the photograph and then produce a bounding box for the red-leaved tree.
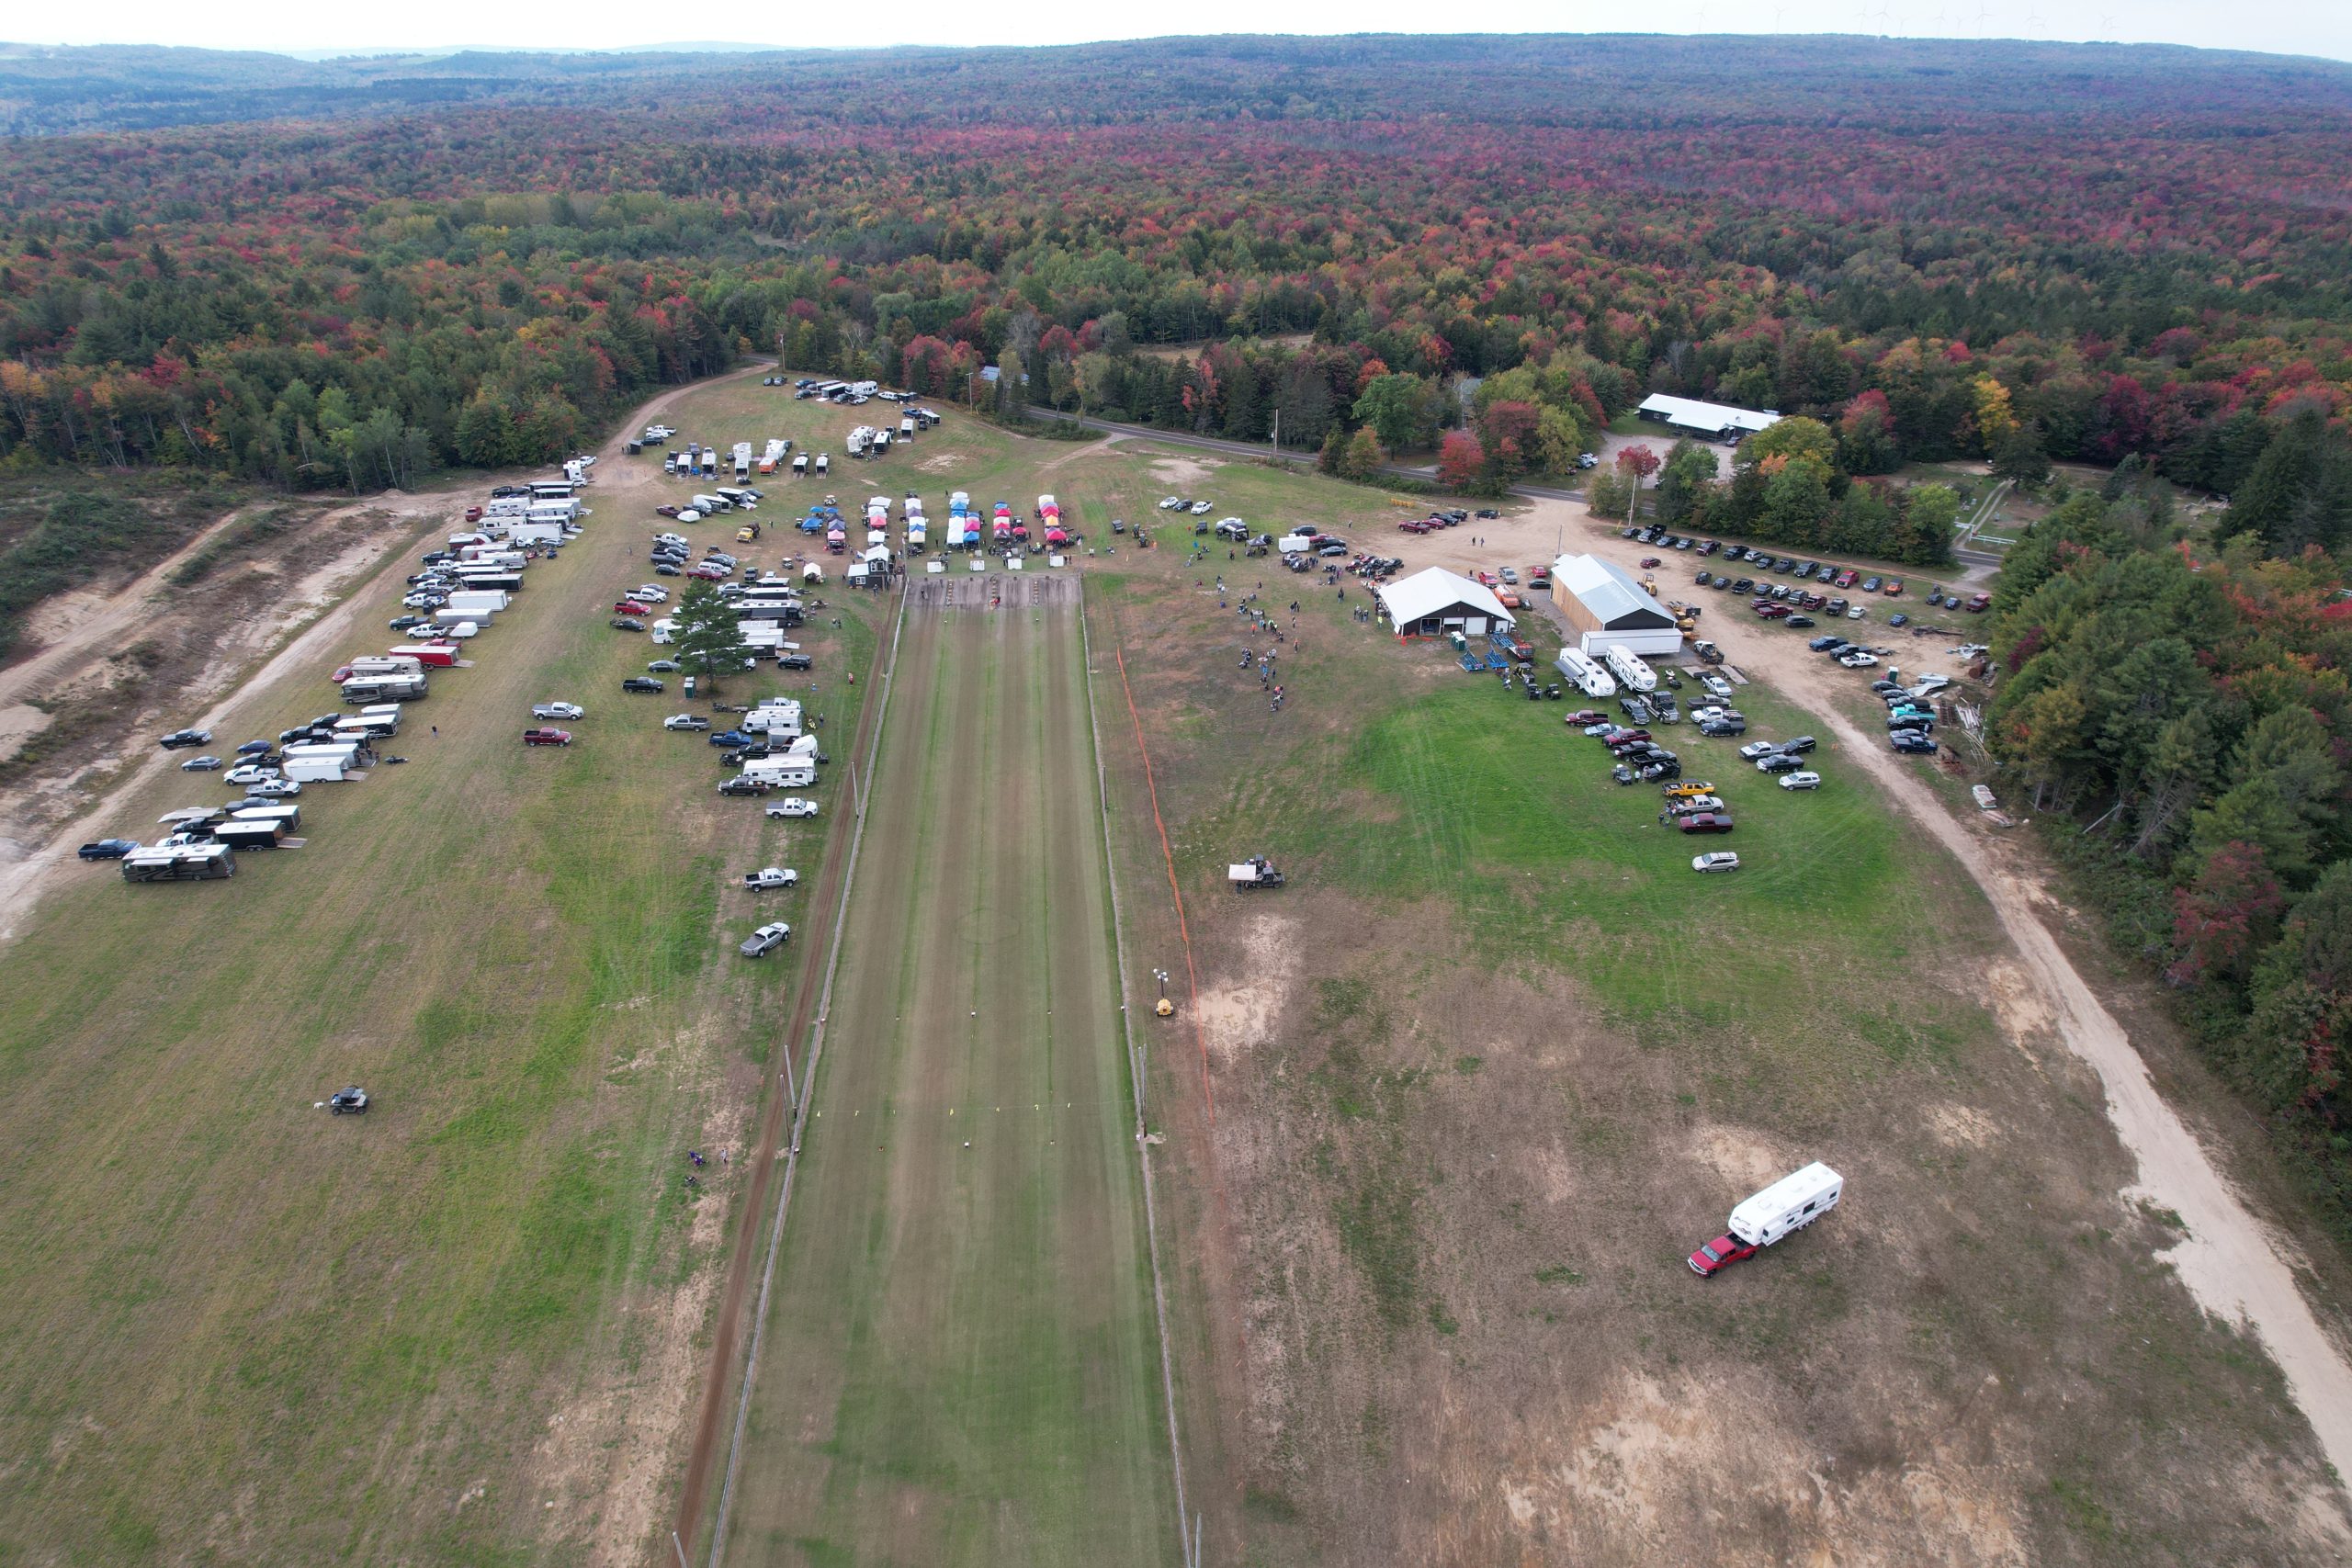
[1437,430,1487,491]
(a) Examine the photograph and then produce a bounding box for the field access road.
[717,573,1174,1564]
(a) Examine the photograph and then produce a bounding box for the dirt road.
[1567,522,2352,1492]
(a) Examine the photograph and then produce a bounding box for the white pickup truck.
[741,866,799,891]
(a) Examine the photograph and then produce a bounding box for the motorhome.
[346,654,423,678]
[342,672,427,703]
[121,842,236,882]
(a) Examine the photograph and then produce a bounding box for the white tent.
[1376,568,1514,639]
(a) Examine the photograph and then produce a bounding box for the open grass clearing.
[1071,437,2352,1564]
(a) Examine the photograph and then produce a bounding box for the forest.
[1,35,2350,1205]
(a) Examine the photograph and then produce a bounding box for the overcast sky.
[19,2,2352,64]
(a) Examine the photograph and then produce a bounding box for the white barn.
[1376,568,1515,640]
[1551,554,1683,658]
[1635,394,1782,443]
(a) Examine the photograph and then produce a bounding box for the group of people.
[684,1146,729,1191]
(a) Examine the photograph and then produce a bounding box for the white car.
[533,703,584,720]
[1838,650,1879,668]
[1691,852,1742,874]
[248,778,303,797]
[223,764,278,786]
[1779,771,1823,790]
[1158,496,1184,510]
[764,798,820,819]
[1189,500,1212,514]
[632,585,671,603]
[1847,605,1867,619]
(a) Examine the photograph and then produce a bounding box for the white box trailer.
[1603,644,1657,694]
[446,590,509,616]
[1555,648,1617,698]
[1728,1162,1844,1248]
[507,522,566,547]
[231,803,301,830]
[283,742,362,782]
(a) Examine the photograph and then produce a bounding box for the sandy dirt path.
[0,505,269,754]
[1558,521,2352,1492]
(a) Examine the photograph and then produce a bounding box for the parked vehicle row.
[117,466,594,880]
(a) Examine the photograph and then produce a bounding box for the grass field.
[3,364,2342,1567]
[0,381,887,1562]
[1071,492,2346,1563]
[716,576,1174,1565]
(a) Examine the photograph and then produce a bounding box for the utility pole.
[1270,408,1280,453]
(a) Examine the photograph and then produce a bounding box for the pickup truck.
[664,715,712,731]
[522,728,572,747]
[741,866,799,891]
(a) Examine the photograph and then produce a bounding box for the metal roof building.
[1635,394,1782,442]
[1376,568,1515,639]
[1550,553,1683,658]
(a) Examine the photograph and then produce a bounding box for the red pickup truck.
[522,728,572,747]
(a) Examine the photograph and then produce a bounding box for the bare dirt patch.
[918,452,971,473]
[1149,454,1221,488]
[1194,909,1300,1068]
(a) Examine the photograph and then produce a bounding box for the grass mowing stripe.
[725,589,1171,1563]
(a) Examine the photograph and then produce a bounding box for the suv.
[622,676,664,694]
[522,728,572,747]
[779,654,813,671]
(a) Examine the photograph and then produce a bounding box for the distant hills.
[4,34,2351,139]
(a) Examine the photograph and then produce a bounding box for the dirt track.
[714,579,1173,1563]
[1571,522,2352,1490]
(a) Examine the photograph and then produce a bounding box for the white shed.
[1376,568,1515,640]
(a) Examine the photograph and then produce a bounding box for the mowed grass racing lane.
[723,574,1173,1565]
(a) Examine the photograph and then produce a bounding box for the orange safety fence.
[1110,637,1216,1127]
